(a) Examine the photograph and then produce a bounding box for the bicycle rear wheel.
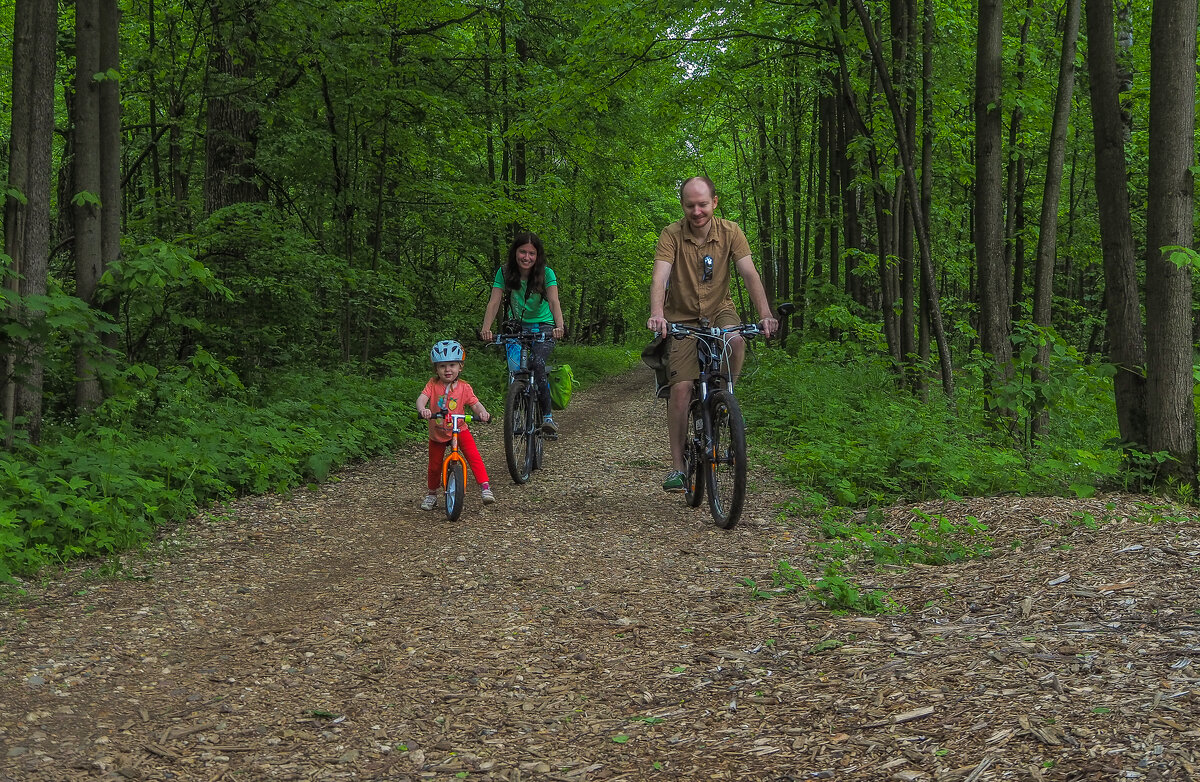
[445,460,465,521]
[504,379,533,484]
[683,398,704,507]
[705,391,747,528]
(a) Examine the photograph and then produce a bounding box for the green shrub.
[739,343,1124,507]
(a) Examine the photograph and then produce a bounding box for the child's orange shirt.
[422,378,478,444]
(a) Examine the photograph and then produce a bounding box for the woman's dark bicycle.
[668,303,794,528]
[490,329,552,484]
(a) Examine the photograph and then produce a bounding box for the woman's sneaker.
[541,415,559,439]
[420,493,438,511]
[662,470,686,492]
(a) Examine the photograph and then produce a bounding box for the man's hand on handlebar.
[759,316,779,338]
[647,314,668,336]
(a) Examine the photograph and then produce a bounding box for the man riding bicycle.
[646,176,778,492]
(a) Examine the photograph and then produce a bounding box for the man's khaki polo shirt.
[653,216,751,323]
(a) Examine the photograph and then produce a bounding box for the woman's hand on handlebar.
[480,326,494,342]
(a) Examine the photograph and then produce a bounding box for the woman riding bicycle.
[480,231,566,436]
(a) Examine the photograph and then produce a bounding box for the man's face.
[680,180,717,233]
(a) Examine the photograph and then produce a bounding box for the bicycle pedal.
[543,432,559,441]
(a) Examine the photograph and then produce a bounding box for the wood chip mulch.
[1,366,1197,781]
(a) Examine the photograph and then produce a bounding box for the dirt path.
[2,366,1198,781]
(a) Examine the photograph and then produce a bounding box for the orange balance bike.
[437,409,474,521]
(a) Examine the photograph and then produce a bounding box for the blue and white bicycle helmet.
[430,339,465,364]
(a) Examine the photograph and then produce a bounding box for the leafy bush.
[739,343,1124,507]
[0,356,428,582]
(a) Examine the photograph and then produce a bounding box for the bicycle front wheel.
[705,391,747,528]
[445,459,466,521]
[504,380,533,484]
[683,398,704,507]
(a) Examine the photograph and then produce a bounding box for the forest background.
[1,0,1198,583]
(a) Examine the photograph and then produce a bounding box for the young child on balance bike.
[416,340,495,510]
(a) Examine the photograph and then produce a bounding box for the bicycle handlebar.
[666,322,768,340]
[488,330,552,347]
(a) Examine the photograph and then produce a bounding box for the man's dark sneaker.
[662,470,686,492]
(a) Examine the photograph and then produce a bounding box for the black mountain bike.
[491,330,551,484]
[668,304,794,528]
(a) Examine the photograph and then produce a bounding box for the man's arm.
[734,255,778,337]
[646,259,674,335]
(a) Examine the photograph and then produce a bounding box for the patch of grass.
[743,561,897,615]
[813,508,992,566]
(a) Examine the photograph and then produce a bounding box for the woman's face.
[515,242,538,277]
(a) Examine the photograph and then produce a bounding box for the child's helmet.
[431,339,465,363]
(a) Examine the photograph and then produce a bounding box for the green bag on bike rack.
[548,364,575,410]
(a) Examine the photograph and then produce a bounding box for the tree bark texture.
[975,0,1014,413]
[849,0,956,397]
[1031,0,1081,438]
[1085,0,1146,451]
[1144,0,1197,485]
[99,0,121,353]
[204,1,263,214]
[74,0,105,411]
[4,0,56,443]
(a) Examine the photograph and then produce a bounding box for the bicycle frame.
[666,319,766,529]
[440,411,471,489]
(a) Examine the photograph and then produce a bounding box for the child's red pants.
[427,429,488,491]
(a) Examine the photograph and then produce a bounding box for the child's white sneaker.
[420,493,437,511]
[481,488,496,504]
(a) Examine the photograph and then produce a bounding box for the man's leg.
[668,380,691,472]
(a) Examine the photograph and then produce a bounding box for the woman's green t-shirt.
[493,267,557,325]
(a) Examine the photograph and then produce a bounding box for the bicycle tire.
[683,398,704,507]
[526,395,542,473]
[445,459,465,521]
[504,379,533,484]
[706,390,747,529]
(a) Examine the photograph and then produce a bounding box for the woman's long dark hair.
[503,231,547,298]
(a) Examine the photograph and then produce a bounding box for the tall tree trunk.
[1085,0,1146,452]
[99,0,121,356]
[838,83,862,303]
[1004,12,1030,324]
[918,0,933,389]
[4,0,56,444]
[204,0,263,214]
[73,0,104,411]
[815,91,832,283]
[794,77,812,333]
[1031,0,1081,438]
[849,0,956,396]
[1144,0,1197,487]
[975,0,1014,422]
[755,112,775,303]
